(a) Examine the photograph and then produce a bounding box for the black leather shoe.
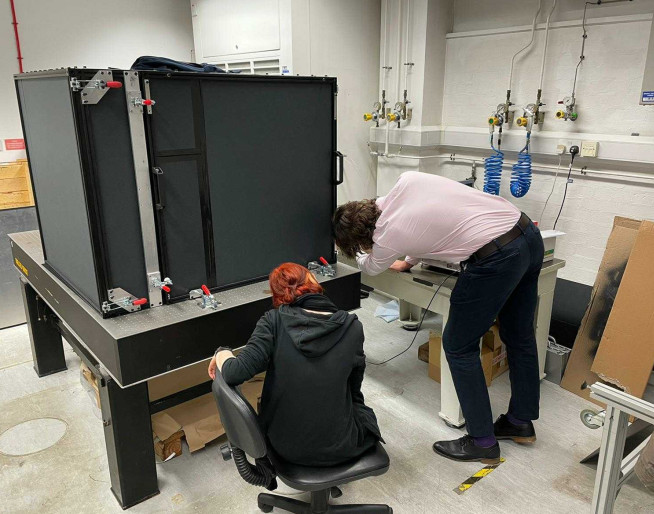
[432,435,501,464]
[494,414,537,444]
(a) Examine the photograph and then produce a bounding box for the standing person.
[332,171,544,464]
[208,262,383,466]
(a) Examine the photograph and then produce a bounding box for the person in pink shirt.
[333,171,544,464]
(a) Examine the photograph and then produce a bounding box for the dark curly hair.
[332,199,381,258]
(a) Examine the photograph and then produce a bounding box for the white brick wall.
[431,6,654,286]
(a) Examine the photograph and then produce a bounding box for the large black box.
[15,68,341,316]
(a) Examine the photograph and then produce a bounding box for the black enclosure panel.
[16,77,100,308]
[149,79,197,153]
[202,79,336,288]
[84,83,148,301]
[156,157,208,297]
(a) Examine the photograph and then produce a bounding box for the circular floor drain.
[0,418,67,456]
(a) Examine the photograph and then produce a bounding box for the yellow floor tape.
[454,457,506,495]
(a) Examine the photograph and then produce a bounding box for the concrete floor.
[1,292,653,513]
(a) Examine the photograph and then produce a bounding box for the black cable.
[553,146,579,230]
[367,270,456,366]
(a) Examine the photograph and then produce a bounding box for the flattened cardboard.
[591,221,654,398]
[150,360,264,453]
[561,217,641,405]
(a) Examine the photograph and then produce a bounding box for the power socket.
[556,144,566,155]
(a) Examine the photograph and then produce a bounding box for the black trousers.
[443,221,544,437]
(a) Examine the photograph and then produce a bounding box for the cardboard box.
[561,217,642,405]
[154,429,184,461]
[0,159,34,211]
[591,221,654,398]
[80,362,100,409]
[149,360,264,456]
[483,325,503,351]
[418,342,429,363]
[428,332,441,383]
[492,344,509,380]
[428,331,493,386]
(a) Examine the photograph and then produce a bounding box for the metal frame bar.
[123,71,163,309]
[590,382,654,513]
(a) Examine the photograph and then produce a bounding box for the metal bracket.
[308,260,336,277]
[102,287,146,314]
[143,79,154,114]
[189,288,221,310]
[72,69,116,105]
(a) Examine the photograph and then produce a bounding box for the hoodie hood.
[278,294,356,357]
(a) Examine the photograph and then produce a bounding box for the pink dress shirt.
[356,172,521,275]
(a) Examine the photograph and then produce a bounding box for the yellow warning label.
[14,257,28,277]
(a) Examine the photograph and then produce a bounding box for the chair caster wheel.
[258,504,273,513]
[330,486,343,498]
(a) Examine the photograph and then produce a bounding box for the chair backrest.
[212,370,267,459]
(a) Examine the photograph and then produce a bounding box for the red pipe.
[9,0,24,73]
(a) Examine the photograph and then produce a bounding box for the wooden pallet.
[0,159,34,210]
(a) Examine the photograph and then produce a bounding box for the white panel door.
[197,0,281,58]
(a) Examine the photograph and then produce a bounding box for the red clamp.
[105,81,122,89]
[161,285,171,293]
[319,256,329,266]
[142,99,155,106]
[201,284,211,296]
[132,298,148,306]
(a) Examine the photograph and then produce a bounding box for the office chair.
[212,370,393,513]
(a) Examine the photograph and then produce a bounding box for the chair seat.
[268,442,390,492]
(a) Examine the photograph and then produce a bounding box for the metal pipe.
[369,148,654,183]
[10,0,24,73]
[403,0,411,102]
[395,0,403,107]
[539,0,557,90]
[507,0,542,92]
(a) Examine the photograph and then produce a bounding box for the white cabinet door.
[195,0,281,59]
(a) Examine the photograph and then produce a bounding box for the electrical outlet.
[581,141,599,157]
[556,144,566,155]
[559,139,580,155]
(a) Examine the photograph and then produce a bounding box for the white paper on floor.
[374,300,400,323]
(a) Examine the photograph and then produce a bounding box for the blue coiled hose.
[510,134,532,198]
[484,134,503,195]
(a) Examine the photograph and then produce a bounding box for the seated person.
[208,262,382,467]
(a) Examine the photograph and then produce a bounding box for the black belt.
[468,213,531,263]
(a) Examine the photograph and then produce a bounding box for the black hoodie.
[221,294,382,466]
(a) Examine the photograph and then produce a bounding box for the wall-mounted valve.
[516,104,536,132]
[363,101,383,126]
[151,276,173,294]
[555,96,578,121]
[387,101,409,127]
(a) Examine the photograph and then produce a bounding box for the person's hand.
[390,260,414,272]
[208,355,217,380]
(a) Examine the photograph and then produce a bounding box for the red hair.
[269,263,324,308]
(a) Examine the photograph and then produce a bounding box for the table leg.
[535,287,555,380]
[438,310,465,428]
[19,278,67,377]
[98,371,159,509]
[592,405,629,514]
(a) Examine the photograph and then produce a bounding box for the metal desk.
[341,255,565,428]
[590,382,654,514]
[9,231,361,509]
